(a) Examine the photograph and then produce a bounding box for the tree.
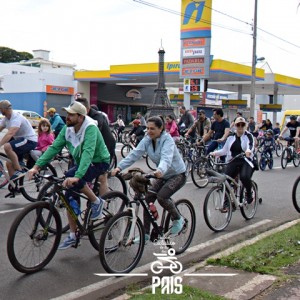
[0,47,33,63]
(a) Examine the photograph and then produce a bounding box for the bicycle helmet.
[290,115,297,121]
[266,129,273,135]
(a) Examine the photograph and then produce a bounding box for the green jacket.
[36,116,110,179]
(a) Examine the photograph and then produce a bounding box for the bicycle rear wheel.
[0,160,9,188]
[203,185,232,232]
[191,157,209,188]
[37,182,70,233]
[240,181,258,220]
[89,191,130,251]
[19,163,57,202]
[292,176,300,213]
[293,151,300,167]
[99,211,145,273]
[164,199,196,254]
[121,144,133,158]
[7,201,62,274]
[281,148,289,169]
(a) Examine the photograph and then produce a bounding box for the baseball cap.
[62,102,87,116]
[47,107,56,113]
[0,100,12,109]
[234,117,246,125]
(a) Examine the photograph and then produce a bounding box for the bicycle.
[203,154,261,232]
[7,174,130,274]
[292,175,300,213]
[99,169,196,273]
[0,152,57,200]
[259,149,273,171]
[280,140,300,169]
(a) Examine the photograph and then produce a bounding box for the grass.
[128,285,226,300]
[207,223,300,276]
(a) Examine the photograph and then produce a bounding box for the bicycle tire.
[268,157,274,169]
[89,190,130,251]
[191,157,209,188]
[275,142,283,157]
[37,181,70,233]
[164,199,196,255]
[107,173,127,195]
[109,152,117,171]
[240,181,258,220]
[292,176,300,213]
[259,156,266,171]
[7,201,62,274]
[121,144,133,158]
[203,185,232,232]
[293,151,300,167]
[99,211,145,273]
[281,148,289,169]
[19,163,57,202]
[145,154,156,171]
[0,159,9,188]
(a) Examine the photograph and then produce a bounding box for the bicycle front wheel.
[293,151,300,167]
[99,211,145,273]
[107,173,127,195]
[259,156,266,171]
[203,185,232,232]
[20,163,57,202]
[191,158,209,188]
[292,176,300,213]
[145,154,156,171]
[240,181,258,220]
[281,148,289,169]
[7,202,62,274]
[121,144,133,158]
[275,142,283,157]
[164,199,196,255]
[89,191,130,251]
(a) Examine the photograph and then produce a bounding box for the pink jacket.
[165,120,180,137]
[36,132,55,152]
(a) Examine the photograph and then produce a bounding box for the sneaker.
[90,198,105,220]
[246,196,254,205]
[170,217,185,235]
[58,236,80,250]
[10,170,25,181]
[133,234,150,244]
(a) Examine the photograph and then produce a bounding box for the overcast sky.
[2,0,300,78]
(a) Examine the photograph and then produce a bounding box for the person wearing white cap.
[28,101,111,250]
[211,117,256,210]
[0,100,37,180]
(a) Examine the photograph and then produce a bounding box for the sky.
[2,0,300,78]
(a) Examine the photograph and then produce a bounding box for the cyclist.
[111,114,125,142]
[136,112,147,130]
[260,129,275,160]
[177,106,194,137]
[129,119,145,147]
[0,100,37,180]
[202,108,230,160]
[28,101,110,250]
[111,116,187,242]
[75,97,116,195]
[211,117,256,209]
[279,115,300,154]
[185,110,211,142]
[47,107,65,138]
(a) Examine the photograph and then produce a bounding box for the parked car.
[0,110,43,128]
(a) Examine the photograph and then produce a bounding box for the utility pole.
[250,0,258,119]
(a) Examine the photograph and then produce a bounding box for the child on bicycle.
[260,129,275,159]
[111,116,187,242]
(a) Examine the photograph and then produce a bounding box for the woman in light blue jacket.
[112,116,187,240]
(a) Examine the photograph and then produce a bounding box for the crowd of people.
[1,98,298,251]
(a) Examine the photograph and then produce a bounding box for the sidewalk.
[110,219,300,300]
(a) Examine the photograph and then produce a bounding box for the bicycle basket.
[123,168,151,193]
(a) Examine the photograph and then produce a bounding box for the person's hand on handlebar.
[27,165,40,181]
[153,169,163,178]
[245,150,252,158]
[62,177,79,188]
[111,167,121,176]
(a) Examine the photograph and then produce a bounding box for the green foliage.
[129,285,226,299]
[0,46,33,63]
[208,223,300,276]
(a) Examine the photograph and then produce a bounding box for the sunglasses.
[236,123,245,128]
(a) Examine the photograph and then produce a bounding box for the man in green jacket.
[28,101,110,250]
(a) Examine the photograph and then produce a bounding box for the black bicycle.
[292,175,300,213]
[99,169,196,273]
[7,175,130,274]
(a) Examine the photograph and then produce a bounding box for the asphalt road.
[0,145,299,300]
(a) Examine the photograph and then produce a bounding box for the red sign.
[183,57,204,64]
[183,38,206,48]
[181,67,205,76]
[46,85,74,95]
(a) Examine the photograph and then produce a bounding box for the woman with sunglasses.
[211,117,256,206]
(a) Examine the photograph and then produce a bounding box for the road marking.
[0,208,23,214]
[184,273,237,277]
[94,273,148,277]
